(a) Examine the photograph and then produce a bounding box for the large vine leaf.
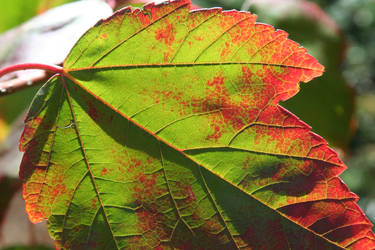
[20,0,375,249]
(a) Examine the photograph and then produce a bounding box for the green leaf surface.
[0,0,40,33]
[20,0,375,249]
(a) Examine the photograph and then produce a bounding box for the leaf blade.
[20,0,375,249]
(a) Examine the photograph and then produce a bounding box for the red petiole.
[0,63,64,95]
[0,63,63,78]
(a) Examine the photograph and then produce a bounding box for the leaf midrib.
[65,61,323,73]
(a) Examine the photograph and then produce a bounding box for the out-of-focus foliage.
[193,0,242,9]
[0,0,42,141]
[0,87,40,142]
[0,177,21,226]
[342,94,375,224]
[327,0,375,94]
[0,0,41,33]
[0,0,75,33]
[323,0,375,225]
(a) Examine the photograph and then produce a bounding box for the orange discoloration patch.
[241,65,253,84]
[193,35,203,41]
[220,42,231,59]
[87,102,99,121]
[91,198,97,208]
[133,171,164,203]
[136,207,170,247]
[281,199,369,245]
[201,214,224,236]
[185,186,196,201]
[137,9,151,26]
[137,209,156,231]
[52,184,66,197]
[163,51,171,62]
[242,155,252,170]
[139,174,157,187]
[100,168,108,175]
[200,74,264,141]
[228,14,256,46]
[20,117,44,151]
[155,21,176,46]
[150,86,190,116]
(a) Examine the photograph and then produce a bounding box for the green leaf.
[0,0,76,33]
[0,0,40,33]
[20,0,375,249]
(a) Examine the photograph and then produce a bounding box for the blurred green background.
[0,0,374,248]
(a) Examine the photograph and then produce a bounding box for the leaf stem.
[0,63,63,95]
[0,63,63,78]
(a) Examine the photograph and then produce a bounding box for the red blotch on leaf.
[88,102,99,121]
[100,168,108,175]
[91,198,97,209]
[185,186,196,201]
[155,21,176,46]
